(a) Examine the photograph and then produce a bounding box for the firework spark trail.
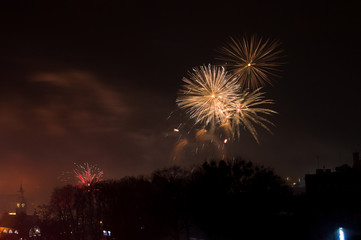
[169,121,227,162]
[73,163,104,187]
[217,35,283,89]
[171,138,188,163]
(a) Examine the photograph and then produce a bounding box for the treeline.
[36,159,297,240]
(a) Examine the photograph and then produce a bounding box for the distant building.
[305,152,361,201]
[16,184,27,216]
[0,185,40,239]
[303,152,361,239]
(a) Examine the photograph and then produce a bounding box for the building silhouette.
[304,152,361,239]
[16,184,27,216]
[305,152,361,200]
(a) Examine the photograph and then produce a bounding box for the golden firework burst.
[217,35,283,89]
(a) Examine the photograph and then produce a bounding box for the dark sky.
[1,1,361,211]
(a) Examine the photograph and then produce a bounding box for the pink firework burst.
[73,163,104,187]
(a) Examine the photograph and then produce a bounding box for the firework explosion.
[217,35,283,89]
[229,88,277,143]
[177,64,276,143]
[177,65,240,127]
[73,163,104,187]
[172,35,283,161]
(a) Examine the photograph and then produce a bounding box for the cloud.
[0,69,179,210]
[1,70,127,135]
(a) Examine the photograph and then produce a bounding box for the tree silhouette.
[38,159,293,240]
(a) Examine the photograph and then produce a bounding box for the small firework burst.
[217,35,283,89]
[177,64,240,127]
[73,163,104,187]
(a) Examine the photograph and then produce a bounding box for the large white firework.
[177,65,240,127]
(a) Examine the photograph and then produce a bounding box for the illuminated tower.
[16,184,27,215]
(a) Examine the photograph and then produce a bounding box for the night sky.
[1,1,361,211]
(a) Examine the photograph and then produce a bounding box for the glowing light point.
[224,139,228,143]
[173,128,180,132]
[247,63,251,67]
[338,227,345,240]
